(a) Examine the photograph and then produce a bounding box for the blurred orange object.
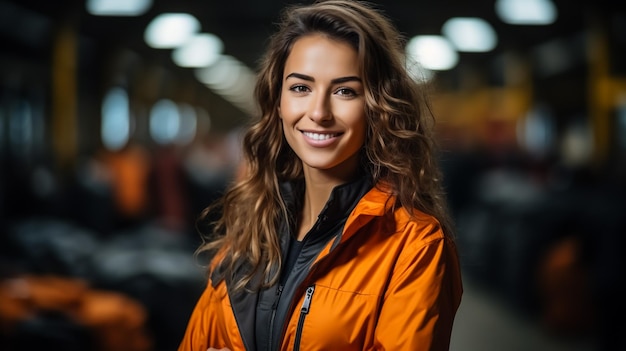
[0,275,152,351]
[537,236,596,335]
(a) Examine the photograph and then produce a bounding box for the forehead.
[283,34,360,77]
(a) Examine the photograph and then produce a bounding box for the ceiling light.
[176,103,198,145]
[495,0,557,25]
[195,55,242,89]
[442,17,498,52]
[406,35,458,71]
[87,0,152,16]
[195,56,258,116]
[150,99,180,145]
[101,87,130,151]
[406,60,435,83]
[172,33,224,68]
[144,13,200,49]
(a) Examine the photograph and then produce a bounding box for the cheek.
[356,123,367,147]
[349,113,367,145]
[281,116,296,146]
[278,95,289,119]
[278,96,284,119]
[278,97,301,123]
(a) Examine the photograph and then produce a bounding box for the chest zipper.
[293,285,316,351]
[268,284,283,351]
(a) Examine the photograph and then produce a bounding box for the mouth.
[301,131,343,140]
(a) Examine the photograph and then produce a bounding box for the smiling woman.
[280,34,366,184]
[178,1,463,350]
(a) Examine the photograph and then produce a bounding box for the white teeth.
[303,132,338,140]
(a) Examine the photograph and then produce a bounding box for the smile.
[302,131,341,140]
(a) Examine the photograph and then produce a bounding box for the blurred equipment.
[0,275,152,351]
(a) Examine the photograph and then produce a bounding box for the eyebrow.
[285,72,361,84]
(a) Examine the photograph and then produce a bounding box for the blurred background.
[0,0,624,350]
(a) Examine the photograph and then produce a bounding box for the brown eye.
[335,88,357,97]
[289,85,310,93]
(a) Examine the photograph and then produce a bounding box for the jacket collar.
[279,174,374,241]
[340,184,394,238]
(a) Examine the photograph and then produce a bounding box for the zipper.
[293,285,315,351]
[268,284,284,351]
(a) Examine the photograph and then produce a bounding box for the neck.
[297,160,360,240]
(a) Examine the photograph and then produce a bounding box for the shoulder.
[357,185,445,244]
[393,206,445,250]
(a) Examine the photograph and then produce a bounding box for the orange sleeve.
[373,224,463,351]
[178,278,244,351]
[178,281,212,351]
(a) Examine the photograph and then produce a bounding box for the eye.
[288,84,310,93]
[335,87,357,97]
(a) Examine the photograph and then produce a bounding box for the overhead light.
[87,0,152,16]
[195,56,257,116]
[101,87,130,151]
[144,13,200,49]
[406,60,435,83]
[442,17,497,52]
[172,33,224,68]
[195,56,244,90]
[406,35,458,71]
[149,99,180,145]
[495,0,557,25]
[177,103,198,145]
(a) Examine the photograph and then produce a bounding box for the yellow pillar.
[51,22,78,171]
[588,25,611,165]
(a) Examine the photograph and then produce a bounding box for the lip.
[300,130,343,147]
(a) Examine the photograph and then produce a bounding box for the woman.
[179,1,463,350]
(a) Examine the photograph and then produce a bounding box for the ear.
[277,106,282,119]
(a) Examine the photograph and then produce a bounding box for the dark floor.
[450,279,597,351]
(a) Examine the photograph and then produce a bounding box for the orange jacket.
[178,186,463,351]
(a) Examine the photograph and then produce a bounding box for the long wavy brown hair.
[196,0,453,292]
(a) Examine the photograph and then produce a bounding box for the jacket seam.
[312,283,382,297]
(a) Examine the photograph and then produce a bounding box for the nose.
[307,92,332,123]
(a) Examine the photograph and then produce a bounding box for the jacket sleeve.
[178,281,212,351]
[373,223,463,351]
[178,279,238,351]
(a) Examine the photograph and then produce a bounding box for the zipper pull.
[272,285,284,309]
[300,285,315,314]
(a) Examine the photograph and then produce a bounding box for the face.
[280,34,366,179]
